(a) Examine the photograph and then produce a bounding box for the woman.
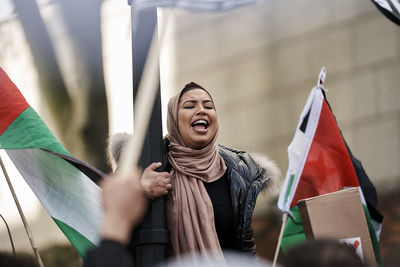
[109,82,280,260]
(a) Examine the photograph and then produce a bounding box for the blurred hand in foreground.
[101,171,148,244]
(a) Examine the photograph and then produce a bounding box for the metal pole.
[129,3,169,267]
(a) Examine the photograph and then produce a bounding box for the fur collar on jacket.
[107,133,281,195]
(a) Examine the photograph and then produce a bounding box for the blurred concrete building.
[0,0,399,265]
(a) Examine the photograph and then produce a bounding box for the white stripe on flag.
[390,0,400,13]
[277,87,325,212]
[374,0,393,12]
[6,149,102,245]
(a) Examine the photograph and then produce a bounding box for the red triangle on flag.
[290,99,359,208]
[0,68,30,135]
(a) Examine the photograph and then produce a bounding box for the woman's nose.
[196,105,206,114]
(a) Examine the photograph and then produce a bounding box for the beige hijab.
[166,87,227,260]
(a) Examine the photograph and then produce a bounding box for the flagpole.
[272,212,288,267]
[122,5,173,267]
[117,24,160,178]
[118,8,170,179]
[0,155,45,267]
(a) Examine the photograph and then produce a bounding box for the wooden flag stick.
[0,154,44,267]
[272,212,288,267]
[117,26,160,178]
[117,9,171,179]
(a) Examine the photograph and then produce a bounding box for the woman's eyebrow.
[182,99,197,105]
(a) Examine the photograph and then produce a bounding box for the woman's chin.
[187,138,211,150]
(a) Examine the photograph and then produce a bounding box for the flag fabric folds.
[370,0,400,26]
[0,67,105,257]
[277,72,383,265]
[134,0,258,11]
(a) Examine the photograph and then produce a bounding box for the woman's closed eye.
[183,104,214,110]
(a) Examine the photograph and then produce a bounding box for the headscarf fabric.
[166,84,227,261]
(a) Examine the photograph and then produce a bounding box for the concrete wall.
[160,0,400,195]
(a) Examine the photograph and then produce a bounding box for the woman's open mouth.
[191,119,209,133]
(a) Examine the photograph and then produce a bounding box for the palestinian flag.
[277,77,383,265]
[0,67,105,257]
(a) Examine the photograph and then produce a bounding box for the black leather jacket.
[162,139,270,257]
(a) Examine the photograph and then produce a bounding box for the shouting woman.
[109,82,280,262]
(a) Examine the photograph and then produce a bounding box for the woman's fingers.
[158,174,172,188]
[147,162,162,171]
[141,162,171,198]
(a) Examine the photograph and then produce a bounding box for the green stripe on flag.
[53,218,96,258]
[284,174,295,206]
[0,107,69,155]
[362,205,382,266]
[281,206,306,253]
[5,148,101,258]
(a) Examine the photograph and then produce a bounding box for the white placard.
[339,237,363,262]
